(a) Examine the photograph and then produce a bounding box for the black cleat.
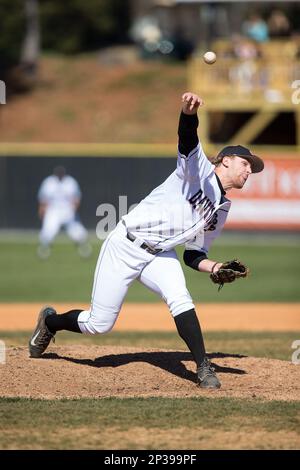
[197,357,221,389]
[29,305,56,358]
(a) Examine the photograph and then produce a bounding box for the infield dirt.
[1,302,299,402]
[1,302,300,331]
[1,345,299,401]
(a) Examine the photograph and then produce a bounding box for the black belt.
[126,232,162,255]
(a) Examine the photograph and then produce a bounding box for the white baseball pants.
[78,222,194,334]
[39,208,87,245]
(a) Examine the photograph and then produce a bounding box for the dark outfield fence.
[0,156,176,229]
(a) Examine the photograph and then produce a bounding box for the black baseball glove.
[210,259,249,290]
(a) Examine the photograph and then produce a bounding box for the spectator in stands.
[242,13,269,43]
[231,34,261,60]
[291,31,300,59]
[229,35,262,93]
[268,9,291,38]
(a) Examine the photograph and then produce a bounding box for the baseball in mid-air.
[203,51,217,64]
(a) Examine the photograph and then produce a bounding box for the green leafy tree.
[0,0,26,73]
[41,0,130,53]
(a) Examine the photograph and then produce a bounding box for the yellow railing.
[189,56,300,105]
[190,38,300,106]
[188,41,300,148]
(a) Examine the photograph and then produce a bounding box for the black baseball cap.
[217,145,264,173]
[53,165,66,178]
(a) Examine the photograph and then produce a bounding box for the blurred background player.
[37,166,92,259]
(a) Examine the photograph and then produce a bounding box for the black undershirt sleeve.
[179,113,206,270]
[183,250,207,271]
[178,111,199,157]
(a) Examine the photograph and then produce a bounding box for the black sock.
[46,309,83,334]
[174,308,206,368]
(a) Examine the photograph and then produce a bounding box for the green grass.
[1,331,299,361]
[0,234,299,302]
[0,396,298,431]
[0,397,299,449]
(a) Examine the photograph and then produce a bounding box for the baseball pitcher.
[29,92,264,389]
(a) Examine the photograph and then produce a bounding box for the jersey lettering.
[188,188,216,228]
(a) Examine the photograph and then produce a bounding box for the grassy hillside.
[1,54,186,143]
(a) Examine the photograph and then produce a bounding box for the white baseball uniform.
[38,174,88,245]
[77,113,231,335]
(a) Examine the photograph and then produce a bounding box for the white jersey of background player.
[30,93,264,389]
[37,166,91,258]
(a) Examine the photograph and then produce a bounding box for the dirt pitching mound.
[2,346,299,401]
